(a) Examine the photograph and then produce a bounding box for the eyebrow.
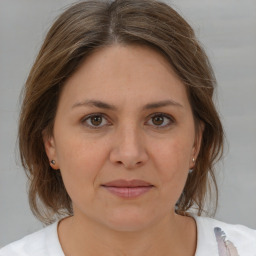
[72,99,183,111]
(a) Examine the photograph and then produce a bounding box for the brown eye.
[147,113,174,129]
[152,116,164,126]
[82,114,109,129]
[91,116,102,126]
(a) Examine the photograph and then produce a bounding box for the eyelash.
[81,112,175,130]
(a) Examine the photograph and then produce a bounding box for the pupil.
[153,116,163,125]
[92,116,102,126]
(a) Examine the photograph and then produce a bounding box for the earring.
[189,158,196,174]
[50,160,56,165]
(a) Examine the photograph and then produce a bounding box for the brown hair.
[19,0,223,224]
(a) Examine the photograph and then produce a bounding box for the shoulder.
[197,216,256,242]
[0,222,64,256]
[194,215,256,255]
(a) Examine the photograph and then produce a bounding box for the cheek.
[56,131,106,169]
[54,134,108,198]
[153,138,192,176]
[150,136,193,199]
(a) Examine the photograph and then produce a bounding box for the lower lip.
[102,186,153,198]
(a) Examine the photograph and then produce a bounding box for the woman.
[1,0,255,255]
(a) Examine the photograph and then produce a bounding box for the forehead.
[60,44,191,112]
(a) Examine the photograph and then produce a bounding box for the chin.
[101,208,156,232]
[105,219,152,232]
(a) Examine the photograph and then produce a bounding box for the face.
[44,45,202,232]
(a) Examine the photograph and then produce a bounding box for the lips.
[101,179,154,198]
[102,179,153,188]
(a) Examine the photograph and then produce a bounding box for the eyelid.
[81,112,111,129]
[146,112,175,128]
[81,112,175,129]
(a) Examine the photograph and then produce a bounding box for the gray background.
[0,0,255,247]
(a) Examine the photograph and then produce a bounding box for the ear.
[42,130,59,170]
[190,121,204,169]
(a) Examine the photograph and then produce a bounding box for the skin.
[44,44,203,256]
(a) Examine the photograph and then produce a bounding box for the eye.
[81,113,110,129]
[81,112,174,130]
[146,113,174,128]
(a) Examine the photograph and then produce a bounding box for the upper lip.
[102,179,153,187]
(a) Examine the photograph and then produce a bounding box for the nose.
[109,124,149,170]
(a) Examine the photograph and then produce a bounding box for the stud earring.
[50,160,56,165]
[189,158,196,174]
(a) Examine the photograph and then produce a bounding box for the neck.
[58,212,197,256]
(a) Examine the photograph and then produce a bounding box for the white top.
[1,216,256,256]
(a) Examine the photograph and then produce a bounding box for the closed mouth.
[102,179,153,188]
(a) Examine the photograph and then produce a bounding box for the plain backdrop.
[0,0,256,248]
